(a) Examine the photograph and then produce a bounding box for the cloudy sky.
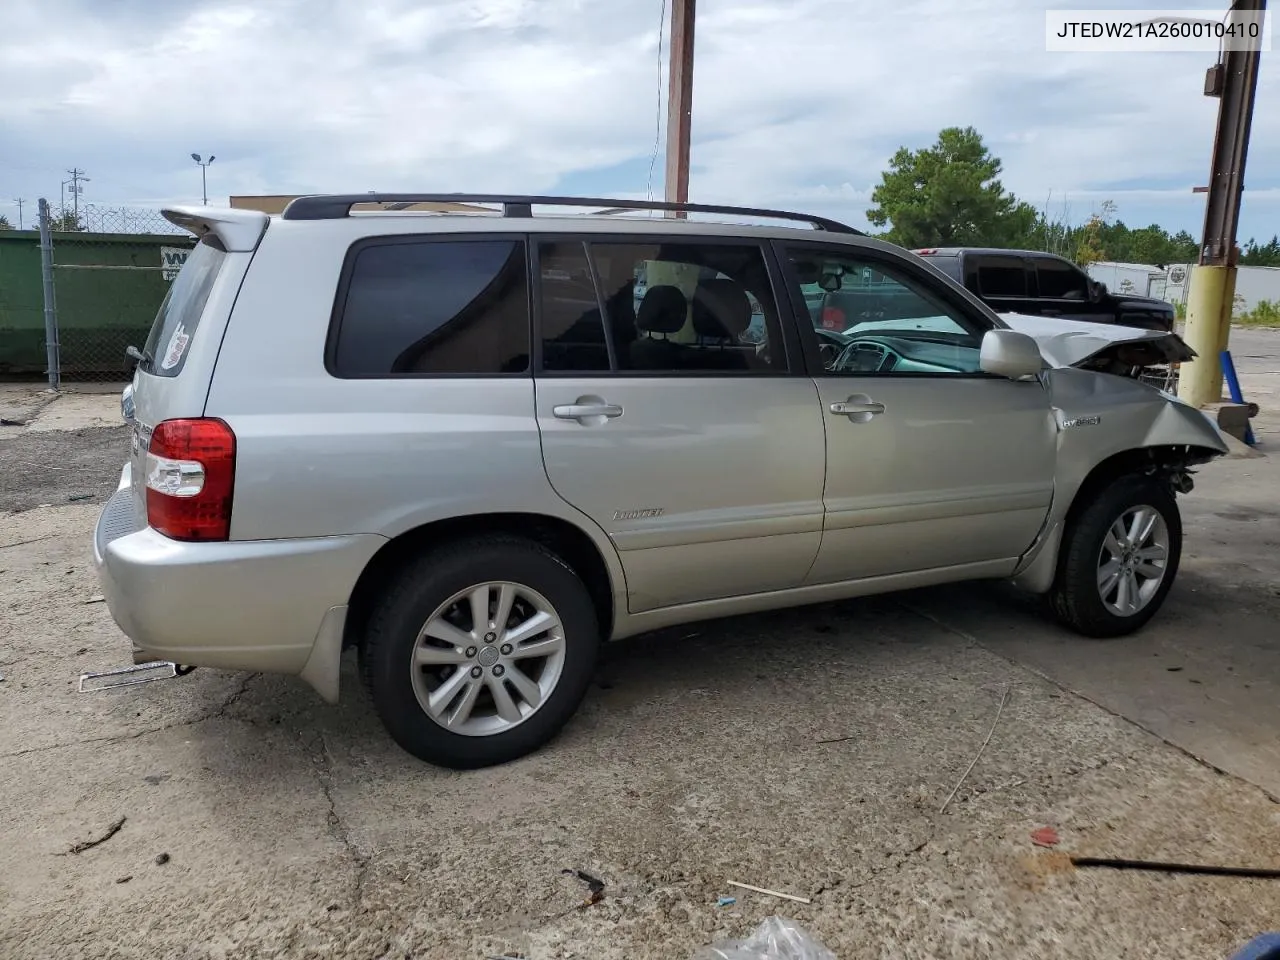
[1,0,1276,242]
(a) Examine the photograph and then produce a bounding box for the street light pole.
[191,153,216,205]
[1179,0,1267,408]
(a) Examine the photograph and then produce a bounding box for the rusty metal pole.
[1179,0,1266,407]
[664,0,695,212]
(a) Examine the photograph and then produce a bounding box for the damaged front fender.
[1010,367,1228,594]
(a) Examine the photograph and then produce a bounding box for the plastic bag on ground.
[694,916,836,960]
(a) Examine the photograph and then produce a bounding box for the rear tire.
[361,537,600,769]
[1049,474,1181,638]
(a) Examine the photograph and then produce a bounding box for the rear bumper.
[93,464,385,676]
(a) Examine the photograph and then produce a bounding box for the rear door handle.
[829,395,885,422]
[552,397,624,424]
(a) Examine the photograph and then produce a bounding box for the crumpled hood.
[998,312,1196,368]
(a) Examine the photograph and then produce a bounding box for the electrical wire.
[645,0,668,202]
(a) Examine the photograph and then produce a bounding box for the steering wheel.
[834,336,894,373]
[818,341,841,370]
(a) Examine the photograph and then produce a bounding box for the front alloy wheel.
[1050,475,1182,638]
[1095,505,1170,617]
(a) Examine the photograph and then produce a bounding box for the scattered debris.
[115,876,132,885]
[0,417,25,427]
[939,684,1010,814]
[1167,666,1184,672]
[816,734,857,746]
[725,880,811,905]
[64,816,127,855]
[83,595,105,604]
[717,896,737,907]
[561,869,605,906]
[1071,856,1280,879]
[68,493,93,502]
[155,852,171,866]
[694,916,835,960]
[143,774,171,786]
[1031,827,1061,848]
[80,661,180,693]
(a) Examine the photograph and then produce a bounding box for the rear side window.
[1037,258,1089,300]
[975,256,1028,297]
[143,240,226,378]
[536,240,784,375]
[330,238,530,377]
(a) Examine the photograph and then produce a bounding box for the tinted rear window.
[975,256,1028,297]
[143,240,226,378]
[1037,259,1089,299]
[329,238,530,376]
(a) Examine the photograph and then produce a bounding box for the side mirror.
[980,329,1043,380]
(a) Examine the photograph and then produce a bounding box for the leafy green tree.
[1074,214,1107,266]
[1241,236,1280,267]
[50,211,84,232]
[866,127,1036,247]
[0,214,12,230]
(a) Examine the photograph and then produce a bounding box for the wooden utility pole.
[664,0,696,209]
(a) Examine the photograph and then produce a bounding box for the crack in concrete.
[312,730,370,910]
[0,673,257,760]
[897,601,1280,805]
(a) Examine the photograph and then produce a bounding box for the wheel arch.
[342,512,621,654]
[1012,442,1219,594]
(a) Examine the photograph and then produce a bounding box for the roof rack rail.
[279,193,862,234]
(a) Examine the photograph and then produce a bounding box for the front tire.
[1049,475,1182,638]
[361,537,600,769]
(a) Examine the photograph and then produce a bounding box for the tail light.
[145,418,236,541]
[821,306,846,330]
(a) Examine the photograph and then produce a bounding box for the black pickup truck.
[913,247,1175,332]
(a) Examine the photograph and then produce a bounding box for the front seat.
[630,285,689,371]
[691,279,755,370]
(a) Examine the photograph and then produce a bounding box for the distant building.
[1087,260,1280,313]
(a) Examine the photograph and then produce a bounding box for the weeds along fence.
[21,198,195,385]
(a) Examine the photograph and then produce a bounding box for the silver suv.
[94,194,1227,769]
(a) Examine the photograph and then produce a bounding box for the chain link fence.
[35,199,195,384]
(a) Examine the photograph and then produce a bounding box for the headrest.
[692,279,753,340]
[793,260,821,285]
[636,285,688,335]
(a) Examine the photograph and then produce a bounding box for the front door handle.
[829,395,885,423]
[552,396,624,425]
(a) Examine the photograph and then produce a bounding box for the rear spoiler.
[162,206,269,253]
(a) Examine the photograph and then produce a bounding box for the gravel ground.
[0,425,128,513]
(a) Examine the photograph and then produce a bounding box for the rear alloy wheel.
[363,538,600,768]
[410,582,567,737]
[1049,475,1182,638]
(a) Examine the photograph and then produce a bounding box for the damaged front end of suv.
[1000,312,1229,601]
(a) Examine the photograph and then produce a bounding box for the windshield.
[141,240,226,378]
[799,259,974,342]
